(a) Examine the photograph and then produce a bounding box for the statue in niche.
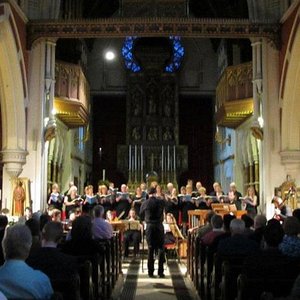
[148,95,157,115]
[164,99,172,117]
[131,127,141,141]
[131,88,142,117]
[163,127,173,141]
[147,127,158,141]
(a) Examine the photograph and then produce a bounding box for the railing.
[215,62,253,128]
[216,62,252,106]
[54,61,89,127]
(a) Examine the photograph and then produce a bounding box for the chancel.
[1,0,300,299]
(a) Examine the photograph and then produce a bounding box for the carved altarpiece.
[117,37,188,188]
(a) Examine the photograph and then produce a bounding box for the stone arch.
[281,7,300,152]
[0,3,28,178]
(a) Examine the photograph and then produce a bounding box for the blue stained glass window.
[121,36,184,73]
[165,36,184,73]
[122,37,141,72]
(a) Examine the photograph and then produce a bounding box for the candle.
[161,146,164,171]
[135,145,137,171]
[102,169,105,181]
[173,145,176,172]
[141,145,143,171]
[129,145,131,171]
[167,145,170,171]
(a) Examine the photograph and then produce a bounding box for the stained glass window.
[165,36,185,73]
[121,36,141,72]
[121,36,184,73]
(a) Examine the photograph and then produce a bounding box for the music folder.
[123,220,141,231]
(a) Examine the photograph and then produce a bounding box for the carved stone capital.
[251,121,263,140]
[0,149,29,178]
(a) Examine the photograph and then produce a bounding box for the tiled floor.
[112,257,200,300]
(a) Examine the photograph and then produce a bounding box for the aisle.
[113,258,200,300]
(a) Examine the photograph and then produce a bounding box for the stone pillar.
[251,39,263,140]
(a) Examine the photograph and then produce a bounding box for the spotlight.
[105,51,115,61]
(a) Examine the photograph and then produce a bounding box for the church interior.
[1,0,300,299]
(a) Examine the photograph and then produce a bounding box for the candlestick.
[102,169,105,181]
[129,145,131,171]
[141,145,143,171]
[173,145,176,172]
[161,146,164,171]
[135,145,137,171]
[167,145,170,171]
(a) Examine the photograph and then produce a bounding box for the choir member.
[115,184,132,219]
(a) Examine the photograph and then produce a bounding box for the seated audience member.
[292,208,300,223]
[250,214,267,245]
[201,214,224,246]
[193,210,215,239]
[92,205,113,240]
[25,218,41,256]
[208,213,236,253]
[124,209,142,257]
[241,214,254,235]
[217,219,259,256]
[279,216,300,258]
[62,216,102,257]
[27,222,79,300]
[18,206,33,224]
[39,213,51,232]
[0,224,53,299]
[0,215,8,266]
[48,209,61,222]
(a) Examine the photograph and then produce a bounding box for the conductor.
[140,187,165,278]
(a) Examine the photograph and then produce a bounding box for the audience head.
[25,218,40,237]
[263,219,284,248]
[1,208,10,216]
[42,221,63,244]
[241,214,254,229]
[71,216,92,241]
[230,219,245,235]
[39,213,51,231]
[93,205,105,218]
[292,208,300,223]
[211,214,223,229]
[283,216,300,236]
[2,224,32,260]
[223,214,236,232]
[0,215,8,230]
[49,209,61,222]
[206,211,215,224]
[24,207,32,220]
[254,214,267,229]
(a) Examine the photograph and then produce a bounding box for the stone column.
[251,39,263,140]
